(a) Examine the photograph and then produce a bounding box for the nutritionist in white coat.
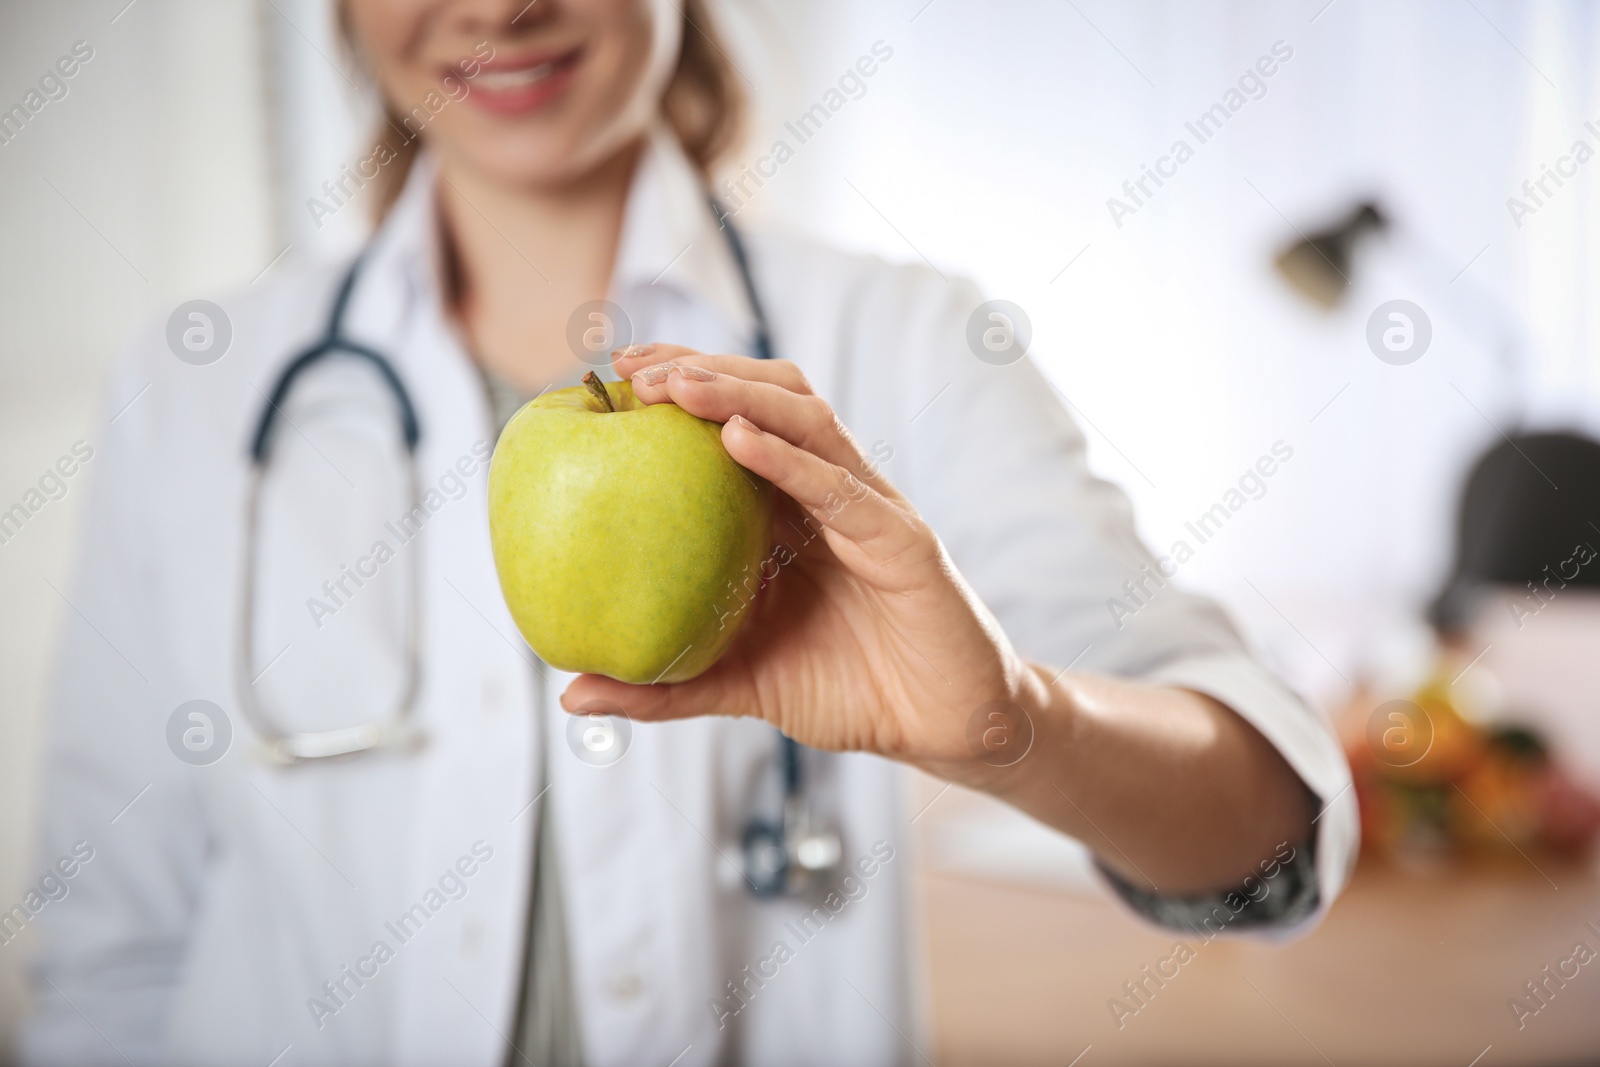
[24,0,1357,1064]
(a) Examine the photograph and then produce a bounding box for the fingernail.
[613,343,656,359]
[675,365,717,382]
[634,363,675,385]
[732,414,763,435]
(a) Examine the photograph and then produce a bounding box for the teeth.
[476,63,556,90]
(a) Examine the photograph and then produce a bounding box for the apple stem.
[582,370,616,413]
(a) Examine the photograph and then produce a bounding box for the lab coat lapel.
[345,158,542,1067]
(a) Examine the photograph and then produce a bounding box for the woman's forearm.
[979,664,1315,894]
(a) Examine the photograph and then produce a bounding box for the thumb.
[560,662,751,724]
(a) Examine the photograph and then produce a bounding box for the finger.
[609,342,694,371]
[631,366,894,495]
[612,344,813,393]
[723,414,928,572]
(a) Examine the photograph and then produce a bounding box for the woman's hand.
[558,344,1041,784]
[561,344,1317,893]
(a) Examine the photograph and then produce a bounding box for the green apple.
[488,373,773,684]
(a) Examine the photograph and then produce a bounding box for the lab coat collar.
[350,126,759,361]
[611,124,759,345]
[354,150,441,346]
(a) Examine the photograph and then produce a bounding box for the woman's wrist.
[931,659,1315,895]
[909,659,1064,798]
[964,661,1078,808]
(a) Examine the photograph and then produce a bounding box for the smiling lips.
[457,48,582,115]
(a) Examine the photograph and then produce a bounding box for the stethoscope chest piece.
[740,735,843,898]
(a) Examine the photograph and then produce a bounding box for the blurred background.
[3,0,1599,1062]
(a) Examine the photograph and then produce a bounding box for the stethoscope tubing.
[238,197,828,893]
[236,255,425,764]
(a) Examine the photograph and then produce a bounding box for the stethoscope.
[238,198,841,898]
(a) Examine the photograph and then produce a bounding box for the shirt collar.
[359,126,758,352]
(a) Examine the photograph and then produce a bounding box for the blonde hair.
[338,0,746,223]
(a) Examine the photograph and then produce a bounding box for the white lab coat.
[23,128,1358,1067]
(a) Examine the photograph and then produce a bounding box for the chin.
[456,123,641,190]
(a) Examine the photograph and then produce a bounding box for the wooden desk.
[921,851,1600,1065]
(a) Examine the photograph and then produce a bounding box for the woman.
[24,0,1356,1064]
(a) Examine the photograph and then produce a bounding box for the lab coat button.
[605,972,643,1001]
